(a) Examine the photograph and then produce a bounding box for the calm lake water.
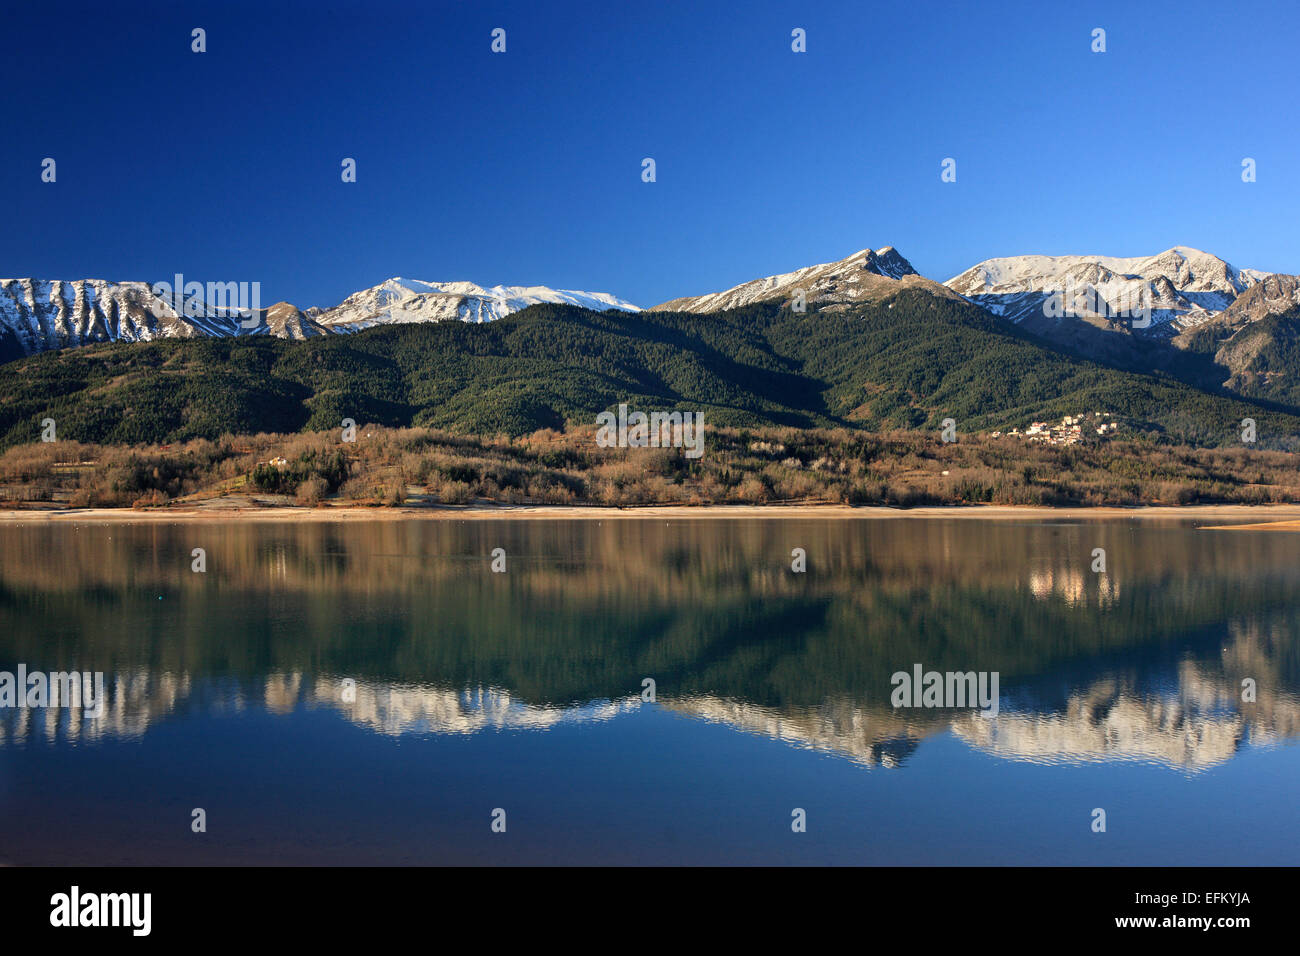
[1,516,1298,865]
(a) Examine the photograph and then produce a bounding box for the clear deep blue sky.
[3,0,1298,309]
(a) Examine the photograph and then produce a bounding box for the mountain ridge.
[7,245,1300,414]
[944,246,1280,335]
[650,246,963,313]
[312,278,641,330]
[5,292,1300,452]
[0,275,641,361]
[7,244,1295,359]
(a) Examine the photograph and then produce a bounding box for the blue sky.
[3,0,1298,309]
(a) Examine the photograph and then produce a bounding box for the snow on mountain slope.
[1191,273,1300,329]
[0,278,204,358]
[0,278,336,360]
[651,246,960,313]
[948,247,1267,297]
[945,247,1274,334]
[1169,273,1300,384]
[256,302,329,340]
[314,278,640,331]
[0,275,638,359]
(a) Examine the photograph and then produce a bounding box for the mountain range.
[4,243,1300,449]
[0,276,641,361]
[5,244,1296,361]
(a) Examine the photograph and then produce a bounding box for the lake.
[1,516,1297,865]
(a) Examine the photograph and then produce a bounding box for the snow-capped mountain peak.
[0,274,641,359]
[944,247,1279,334]
[0,277,231,359]
[947,247,1263,296]
[650,245,959,313]
[314,278,641,330]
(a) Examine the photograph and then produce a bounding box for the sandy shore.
[5,502,1300,524]
[1198,518,1300,531]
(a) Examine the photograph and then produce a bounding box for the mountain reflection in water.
[3,518,1297,773]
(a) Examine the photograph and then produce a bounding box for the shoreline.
[4,502,1300,525]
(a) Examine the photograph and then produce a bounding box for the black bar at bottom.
[0,866,1285,942]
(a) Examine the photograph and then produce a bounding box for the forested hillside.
[2,292,1298,450]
